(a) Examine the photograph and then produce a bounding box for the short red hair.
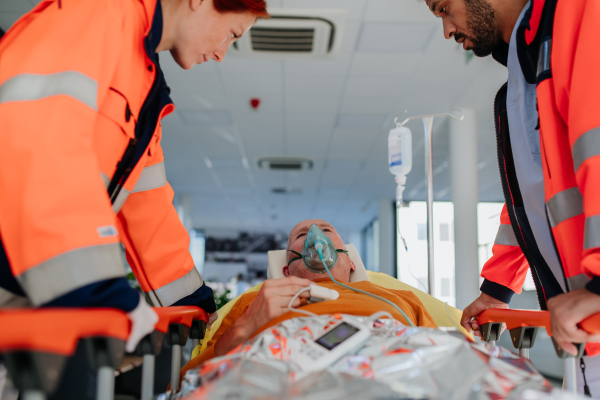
[213,0,270,18]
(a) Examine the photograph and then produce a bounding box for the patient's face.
[284,219,355,282]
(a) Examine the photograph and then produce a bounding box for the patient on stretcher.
[180,219,436,375]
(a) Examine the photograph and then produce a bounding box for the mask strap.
[336,249,349,256]
[287,249,302,264]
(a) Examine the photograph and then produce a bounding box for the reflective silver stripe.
[112,187,130,213]
[567,273,591,291]
[537,38,552,78]
[146,267,203,307]
[15,243,126,306]
[0,71,97,110]
[584,214,600,250]
[494,225,519,246]
[132,162,167,193]
[546,187,583,228]
[572,127,600,173]
[101,172,110,188]
[0,286,32,308]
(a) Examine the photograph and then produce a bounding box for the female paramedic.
[0,0,267,357]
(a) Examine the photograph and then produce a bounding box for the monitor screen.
[315,322,360,350]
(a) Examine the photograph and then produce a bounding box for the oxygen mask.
[288,224,348,274]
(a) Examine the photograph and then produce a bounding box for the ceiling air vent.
[231,9,347,59]
[258,157,313,171]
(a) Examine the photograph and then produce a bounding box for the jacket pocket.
[98,88,136,139]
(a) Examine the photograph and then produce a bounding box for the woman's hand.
[214,277,311,356]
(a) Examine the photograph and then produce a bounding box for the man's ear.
[283,266,290,277]
[350,261,356,271]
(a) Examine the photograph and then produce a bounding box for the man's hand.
[214,277,311,356]
[547,289,600,356]
[460,293,509,338]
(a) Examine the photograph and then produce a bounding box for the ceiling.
[0,0,508,234]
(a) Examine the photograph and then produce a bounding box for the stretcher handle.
[477,309,600,336]
[477,309,552,334]
[0,308,130,356]
[153,306,208,333]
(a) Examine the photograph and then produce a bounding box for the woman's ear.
[283,266,290,277]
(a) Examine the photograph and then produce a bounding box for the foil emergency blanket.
[173,314,582,400]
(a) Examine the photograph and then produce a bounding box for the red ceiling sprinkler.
[250,98,261,111]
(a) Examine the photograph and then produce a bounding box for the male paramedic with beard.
[423,0,600,394]
[0,0,267,355]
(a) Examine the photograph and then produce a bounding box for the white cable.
[369,311,395,323]
[315,244,416,327]
[288,287,317,317]
[397,204,428,293]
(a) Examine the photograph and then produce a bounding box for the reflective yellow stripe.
[546,187,583,228]
[132,162,167,193]
[146,268,203,307]
[494,225,519,247]
[584,214,600,250]
[16,243,125,306]
[572,127,600,173]
[0,71,98,110]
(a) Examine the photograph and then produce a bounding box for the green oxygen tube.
[313,240,415,327]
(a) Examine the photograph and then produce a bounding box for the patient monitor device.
[293,315,370,372]
[308,284,339,303]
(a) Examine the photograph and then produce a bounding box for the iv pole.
[394,110,464,297]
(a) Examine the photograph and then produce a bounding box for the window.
[439,223,450,242]
[190,229,206,276]
[417,223,426,241]
[477,202,535,290]
[396,202,455,306]
[362,219,379,271]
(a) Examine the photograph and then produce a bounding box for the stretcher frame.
[0,306,208,400]
[476,308,600,393]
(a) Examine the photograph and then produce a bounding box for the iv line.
[396,203,429,293]
[314,242,415,327]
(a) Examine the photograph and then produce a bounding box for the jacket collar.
[143,0,163,62]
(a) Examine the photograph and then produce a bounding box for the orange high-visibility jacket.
[0,0,206,308]
[480,0,600,354]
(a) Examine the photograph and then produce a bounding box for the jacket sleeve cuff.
[172,282,217,313]
[42,277,140,312]
[480,279,515,304]
[585,276,600,296]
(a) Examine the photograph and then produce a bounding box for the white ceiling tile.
[350,52,421,76]
[218,55,283,74]
[281,0,368,21]
[285,95,340,114]
[364,0,437,22]
[357,22,436,53]
[284,51,352,75]
[221,73,283,96]
[345,75,404,97]
[285,74,345,96]
[339,95,399,114]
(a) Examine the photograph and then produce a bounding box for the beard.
[462,0,499,57]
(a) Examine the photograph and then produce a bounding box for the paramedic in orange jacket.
[0,0,267,351]
[424,0,600,394]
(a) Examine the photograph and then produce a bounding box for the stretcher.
[0,305,208,400]
[477,308,600,393]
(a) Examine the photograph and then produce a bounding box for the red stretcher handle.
[153,306,209,333]
[0,308,130,356]
[477,309,600,336]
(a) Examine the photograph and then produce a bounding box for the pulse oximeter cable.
[314,241,415,327]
